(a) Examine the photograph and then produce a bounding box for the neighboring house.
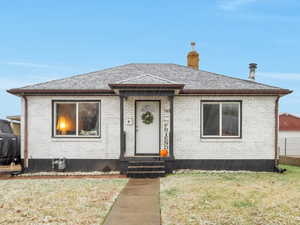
[279,113,300,156]
[6,115,21,136]
[7,44,292,173]
[0,119,21,165]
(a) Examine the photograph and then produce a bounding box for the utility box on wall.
[52,158,66,172]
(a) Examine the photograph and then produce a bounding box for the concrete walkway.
[103,178,160,225]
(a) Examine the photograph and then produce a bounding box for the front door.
[135,101,160,155]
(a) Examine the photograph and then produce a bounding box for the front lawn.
[0,178,128,225]
[161,165,300,225]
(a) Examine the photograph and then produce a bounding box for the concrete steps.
[126,159,166,178]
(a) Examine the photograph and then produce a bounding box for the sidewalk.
[103,178,160,225]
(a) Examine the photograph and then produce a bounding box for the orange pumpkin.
[160,149,169,157]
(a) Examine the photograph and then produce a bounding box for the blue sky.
[0,0,299,118]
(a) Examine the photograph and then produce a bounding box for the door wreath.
[141,111,154,124]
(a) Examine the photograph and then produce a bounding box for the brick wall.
[21,95,277,161]
[173,96,277,159]
[22,96,120,159]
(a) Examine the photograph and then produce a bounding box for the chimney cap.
[188,41,199,56]
[191,42,196,50]
[249,63,257,69]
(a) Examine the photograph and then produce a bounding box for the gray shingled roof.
[13,63,286,91]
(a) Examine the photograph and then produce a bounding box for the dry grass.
[161,165,300,225]
[0,178,128,225]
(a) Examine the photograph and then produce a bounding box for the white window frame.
[201,101,241,138]
[53,101,101,138]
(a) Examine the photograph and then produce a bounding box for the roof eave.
[7,88,115,96]
[280,129,300,131]
[180,89,293,96]
[7,88,293,96]
[108,83,185,89]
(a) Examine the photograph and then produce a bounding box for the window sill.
[200,138,243,143]
[52,137,102,142]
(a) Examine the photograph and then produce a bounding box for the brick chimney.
[187,42,199,70]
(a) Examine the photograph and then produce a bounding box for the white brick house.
[8,47,292,173]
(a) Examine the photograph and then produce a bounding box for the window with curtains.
[201,101,241,138]
[53,101,100,137]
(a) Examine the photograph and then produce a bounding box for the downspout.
[274,96,279,168]
[119,95,125,160]
[23,96,29,168]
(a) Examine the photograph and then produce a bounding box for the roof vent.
[248,63,257,81]
[187,42,200,70]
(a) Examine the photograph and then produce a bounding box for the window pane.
[203,104,220,136]
[56,104,76,135]
[222,104,239,136]
[78,103,99,136]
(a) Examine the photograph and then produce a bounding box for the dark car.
[0,119,20,165]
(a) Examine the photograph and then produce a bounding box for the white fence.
[279,137,300,156]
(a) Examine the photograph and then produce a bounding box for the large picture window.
[53,101,100,137]
[201,101,241,138]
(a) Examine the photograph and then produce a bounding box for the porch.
[109,82,184,177]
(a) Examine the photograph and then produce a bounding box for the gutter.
[180,89,293,95]
[7,89,115,96]
[7,88,292,96]
[108,83,185,89]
